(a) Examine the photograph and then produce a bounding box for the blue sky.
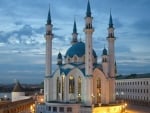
[0,0,150,84]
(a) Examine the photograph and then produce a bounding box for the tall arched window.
[74,56,77,62]
[78,76,82,102]
[97,78,101,103]
[57,77,61,100]
[69,75,75,93]
[62,75,65,100]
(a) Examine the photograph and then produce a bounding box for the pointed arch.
[56,77,61,101]
[69,75,75,93]
[93,68,108,104]
[78,76,82,102]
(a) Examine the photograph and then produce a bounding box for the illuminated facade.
[37,1,123,113]
[116,74,150,106]
[0,98,35,113]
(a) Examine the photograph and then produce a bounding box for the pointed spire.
[109,10,113,28]
[86,0,91,17]
[57,51,62,60]
[47,5,51,25]
[13,80,23,92]
[103,45,107,55]
[73,18,77,34]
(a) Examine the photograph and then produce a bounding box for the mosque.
[37,1,122,113]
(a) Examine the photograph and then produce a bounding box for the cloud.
[131,19,150,34]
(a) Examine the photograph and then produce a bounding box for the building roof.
[12,81,24,92]
[102,47,107,55]
[47,6,51,25]
[116,73,150,79]
[86,0,91,17]
[65,41,97,58]
[57,52,62,59]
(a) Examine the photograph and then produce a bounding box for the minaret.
[83,0,94,106]
[102,46,108,76]
[107,11,115,78]
[44,6,53,102]
[71,19,78,45]
[84,0,94,76]
[57,52,63,65]
[107,11,116,103]
[45,6,53,76]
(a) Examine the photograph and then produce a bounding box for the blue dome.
[103,48,107,55]
[65,42,97,58]
[57,52,62,59]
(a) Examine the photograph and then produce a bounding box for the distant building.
[0,98,35,113]
[11,80,31,102]
[36,0,123,113]
[0,81,35,113]
[116,73,150,106]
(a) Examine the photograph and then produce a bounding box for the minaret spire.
[73,19,77,34]
[109,10,113,28]
[86,0,91,17]
[47,5,51,25]
[71,18,78,45]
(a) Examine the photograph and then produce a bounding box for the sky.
[0,0,150,84]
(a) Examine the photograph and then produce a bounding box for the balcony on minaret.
[46,31,53,35]
[108,32,115,38]
[86,23,92,29]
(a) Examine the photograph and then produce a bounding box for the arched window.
[97,78,101,103]
[68,58,70,63]
[74,56,77,62]
[69,75,75,93]
[62,75,65,100]
[78,76,82,102]
[56,77,61,100]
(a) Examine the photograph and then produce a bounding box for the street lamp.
[91,94,95,106]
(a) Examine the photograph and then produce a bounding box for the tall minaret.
[44,7,53,102]
[45,7,53,76]
[84,0,94,76]
[71,19,78,45]
[107,11,115,78]
[83,0,94,106]
[107,11,116,103]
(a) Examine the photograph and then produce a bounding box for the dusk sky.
[0,0,150,84]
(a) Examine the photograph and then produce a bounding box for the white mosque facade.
[38,1,118,113]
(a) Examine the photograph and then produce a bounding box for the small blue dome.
[65,42,97,58]
[57,52,62,59]
[103,48,107,55]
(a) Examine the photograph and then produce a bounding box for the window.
[69,75,75,93]
[53,107,57,112]
[97,78,101,103]
[57,77,61,100]
[62,76,65,100]
[59,107,64,112]
[68,58,70,63]
[74,56,77,62]
[48,106,51,111]
[67,107,72,112]
[78,76,82,102]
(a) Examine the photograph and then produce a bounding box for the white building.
[11,80,31,102]
[116,74,150,106]
[37,1,118,113]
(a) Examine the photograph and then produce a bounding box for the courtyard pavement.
[126,104,150,113]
